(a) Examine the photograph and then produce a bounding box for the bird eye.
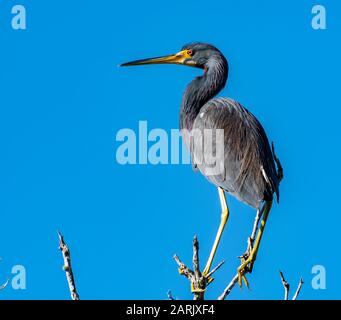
[187,50,193,56]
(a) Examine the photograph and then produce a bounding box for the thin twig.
[217,274,239,300]
[292,278,304,300]
[250,206,264,242]
[58,231,79,300]
[193,236,200,279]
[173,254,193,279]
[167,290,175,300]
[0,258,10,291]
[0,278,10,291]
[206,260,225,279]
[279,271,290,300]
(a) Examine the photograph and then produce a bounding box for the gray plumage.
[187,97,279,208]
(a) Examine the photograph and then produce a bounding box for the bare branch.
[217,274,239,300]
[173,235,212,300]
[292,278,304,300]
[279,271,290,300]
[58,231,79,300]
[173,254,193,279]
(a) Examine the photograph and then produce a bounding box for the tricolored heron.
[120,43,281,288]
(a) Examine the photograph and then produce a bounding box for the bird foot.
[237,240,255,288]
[201,269,215,285]
[237,259,251,288]
[191,285,206,293]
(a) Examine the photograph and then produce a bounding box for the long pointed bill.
[120,50,195,67]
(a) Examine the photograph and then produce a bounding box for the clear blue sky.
[0,0,340,299]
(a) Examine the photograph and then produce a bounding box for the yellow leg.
[202,187,229,276]
[237,200,273,287]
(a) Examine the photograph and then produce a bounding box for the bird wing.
[189,97,279,208]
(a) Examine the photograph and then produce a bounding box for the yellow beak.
[120,50,195,67]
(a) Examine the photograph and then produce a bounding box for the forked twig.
[279,271,290,300]
[173,235,224,300]
[279,271,304,300]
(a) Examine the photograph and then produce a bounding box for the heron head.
[120,42,226,71]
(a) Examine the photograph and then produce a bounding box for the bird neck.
[180,56,228,130]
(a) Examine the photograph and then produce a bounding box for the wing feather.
[187,98,279,208]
